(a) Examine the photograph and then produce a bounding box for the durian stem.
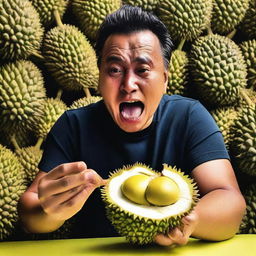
[56,89,63,100]
[177,39,186,51]
[240,88,253,106]
[227,29,236,39]
[54,9,64,28]
[10,134,21,151]
[206,25,213,35]
[32,51,45,61]
[84,88,91,97]
[35,137,44,149]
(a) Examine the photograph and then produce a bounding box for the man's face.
[98,30,168,133]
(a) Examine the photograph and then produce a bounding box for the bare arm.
[18,161,106,233]
[155,159,246,246]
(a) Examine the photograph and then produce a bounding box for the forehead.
[101,30,163,61]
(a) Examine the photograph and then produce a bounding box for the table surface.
[0,234,255,256]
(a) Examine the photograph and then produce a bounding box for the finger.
[167,227,188,245]
[182,212,198,239]
[46,161,87,180]
[154,233,175,246]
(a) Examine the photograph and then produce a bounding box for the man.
[18,5,246,246]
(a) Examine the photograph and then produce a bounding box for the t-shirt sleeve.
[185,101,230,172]
[38,111,77,172]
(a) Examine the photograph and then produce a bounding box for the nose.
[120,70,138,94]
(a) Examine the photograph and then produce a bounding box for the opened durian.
[190,34,247,107]
[101,163,199,245]
[0,0,44,61]
[157,0,212,43]
[210,0,249,36]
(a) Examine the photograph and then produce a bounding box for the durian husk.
[122,0,159,13]
[101,163,199,245]
[69,96,102,109]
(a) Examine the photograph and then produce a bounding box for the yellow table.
[0,235,255,256]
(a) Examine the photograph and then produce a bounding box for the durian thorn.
[54,9,64,28]
[10,134,21,151]
[206,25,213,35]
[32,51,45,61]
[56,89,63,100]
[35,137,44,149]
[84,88,91,97]
[177,39,186,51]
[240,88,253,106]
[227,29,236,39]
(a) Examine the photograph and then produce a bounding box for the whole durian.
[230,103,256,176]
[0,0,44,60]
[157,0,213,43]
[34,98,67,141]
[239,0,256,39]
[189,34,247,107]
[101,163,199,245]
[210,0,249,35]
[30,0,69,27]
[239,183,256,234]
[43,24,99,91]
[0,144,26,240]
[71,0,122,41]
[239,40,256,90]
[15,146,43,185]
[0,60,46,132]
[69,96,102,109]
[167,49,189,96]
[122,0,159,12]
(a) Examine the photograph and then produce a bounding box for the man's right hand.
[37,161,107,222]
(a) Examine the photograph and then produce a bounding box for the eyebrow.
[105,55,153,65]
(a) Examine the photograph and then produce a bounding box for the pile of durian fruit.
[0,0,255,241]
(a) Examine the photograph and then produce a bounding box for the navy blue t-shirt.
[39,94,229,238]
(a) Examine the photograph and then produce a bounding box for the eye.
[108,66,123,77]
[136,67,150,76]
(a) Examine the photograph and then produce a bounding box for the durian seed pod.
[122,0,159,13]
[239,0,256,40]
[210,0,249,36]
[34,98,67,141]
[189,34,247,107]
[69,96,102,109]
[15,146,43,186]
[0,144,26,240]
[71,0,122,41]
[239,40,256,90]
[43,24,99,91]
[0,60,46,132]
[30,0,69,27]
[157,0,213,42]
[230,103,256,176]
[0,0,44,61]
[239,183,256,234]
[167,49,189,96]
[101,163,199,245]
[210,107,239,150]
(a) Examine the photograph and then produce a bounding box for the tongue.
[121,104,142,120]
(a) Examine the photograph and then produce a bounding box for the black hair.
[95,5,173,69]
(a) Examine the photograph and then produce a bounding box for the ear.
[163,69,168,94]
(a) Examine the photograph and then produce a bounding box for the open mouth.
[119,101,144,121]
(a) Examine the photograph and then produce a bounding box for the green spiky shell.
[101,163,198,244]
[72,0,122,41]
[210,107,239,149]
[34,98,67,140]
[190,34,247,107]
[15,146,43,185]
[167,50,188,96]
[239,40,256,90]
[0,0,44,60]
[0,144,26,240]
[230,104,256,176]
[69,96,102,109]
[211,0,249,35]
[30,0,68,27]
[122,0,159,12]
[239,0,256,39]
[157,0,212,42]
[239,183,256,234]
[43,24,99,91]
[0,60,46,132]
